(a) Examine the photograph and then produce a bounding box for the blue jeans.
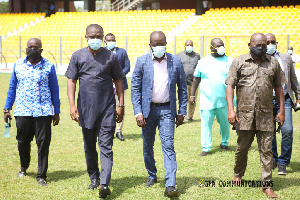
[272,97,293,166]
[142,104,177,187]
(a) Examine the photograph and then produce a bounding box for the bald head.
[27,38,42,48]
[210,38,224,49]
[86,24,103,33]
[265,33,276,42]
[150,31,166,44]
[248,33,267,47]
[250,33,266,44]
[185,40,193,46]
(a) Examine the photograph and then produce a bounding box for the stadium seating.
[0,13,45,36]
[0,6,300,67]
[180,5,300,58]
[1,9,194,64]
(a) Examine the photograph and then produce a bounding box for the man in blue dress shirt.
[3,38,60,186]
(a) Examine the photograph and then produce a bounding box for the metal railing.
[0,35,297,71]
[111,0,144,11]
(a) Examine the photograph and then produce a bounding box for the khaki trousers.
[115,90,126,133]
[187,85,199,119]
[234,130,273,188]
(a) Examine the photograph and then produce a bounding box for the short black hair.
[105,33,115,39]
[105,33,115,37]
[86,24,103,33]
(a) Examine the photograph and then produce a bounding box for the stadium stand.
[1,9,195,64]
[179,5,300,58]
[0,13,45,36]
[0,6,299,67]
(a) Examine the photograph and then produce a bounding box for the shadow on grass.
[287,161,300,174]
[122,133,142,141]
[26,170,86,183]
[272,176,300,191]
[108,176,217,199]
[205,145,237,155]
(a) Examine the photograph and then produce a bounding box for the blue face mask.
[107,42,116,50]
[185,46,193,53]
[88,39,102,50]
[151,46,166,58]
[267,44,277,55]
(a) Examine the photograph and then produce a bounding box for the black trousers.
[15,116,52,180]
[82,126,115,185]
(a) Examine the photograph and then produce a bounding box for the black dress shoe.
[89,179,100,190]
[164,186,179,198]
[116,132,125,141]
[145,179,157,187]
[18,167,26,178]
[99,185,111,199]
[220,144,229,150]
[37,178,47,186]
[199,151,209,156]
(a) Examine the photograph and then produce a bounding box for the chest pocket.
[238,64,257,87]
[259,67,274,86]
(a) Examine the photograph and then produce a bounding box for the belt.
[151,102,170,106]
[273,94,290,100]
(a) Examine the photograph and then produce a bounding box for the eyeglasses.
[267,40,278,45]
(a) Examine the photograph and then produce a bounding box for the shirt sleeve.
[123,50,131,75]
[273,59,286,87]
[193,60,202,77]
[111,54,124,81]
[65,53,79,80]
[225,58,239,86]
[4,64,18,110]
[49,64,61,114]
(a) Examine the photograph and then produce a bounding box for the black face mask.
[250,46,267,59]
[26,48,41,61]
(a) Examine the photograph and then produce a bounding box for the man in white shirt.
[288,46,300,63]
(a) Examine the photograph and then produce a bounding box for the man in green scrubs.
[190,38,233,156]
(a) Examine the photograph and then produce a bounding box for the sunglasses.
[267,40,278,45]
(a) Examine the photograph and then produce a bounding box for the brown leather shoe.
[232,177,241,185]
[263,188,277,198]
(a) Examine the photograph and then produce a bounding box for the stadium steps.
[169,14,200,37]
[8,16,46,37]
[111,0,145,11]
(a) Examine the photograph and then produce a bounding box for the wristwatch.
[3,109,10,113]
[119,105,125,108]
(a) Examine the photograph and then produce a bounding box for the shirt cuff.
[135,113,143,118]
[54,106,60,114]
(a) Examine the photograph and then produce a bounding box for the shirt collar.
[245,52,271,62]
[25,56,44,66]
[185,51,194,55]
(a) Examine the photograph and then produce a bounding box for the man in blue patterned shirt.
[3,38,60,186]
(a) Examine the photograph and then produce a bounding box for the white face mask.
[217,46,225,56]
[185,46,193,53]
[288,50,293,55]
